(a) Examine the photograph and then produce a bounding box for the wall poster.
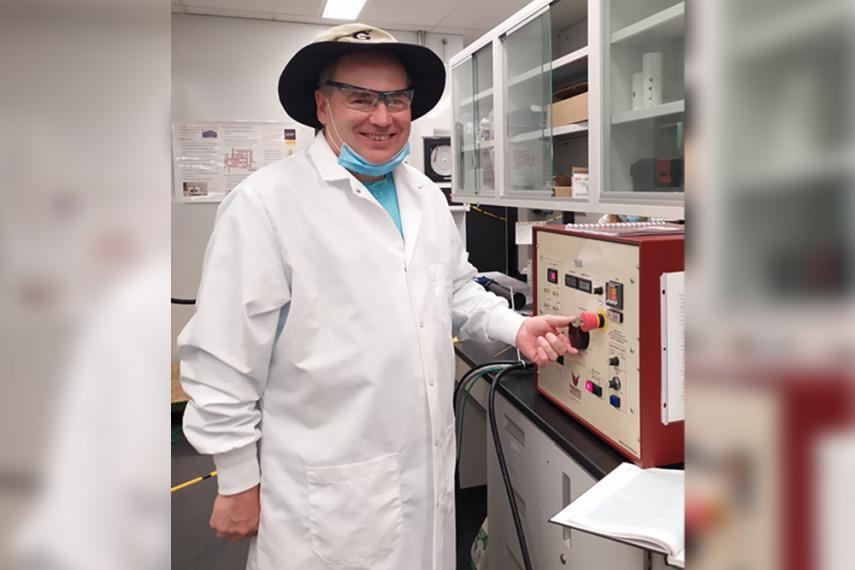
[173,121,299,203]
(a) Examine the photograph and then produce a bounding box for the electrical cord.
[455,364,512,464]
[171,470,217,493]
[488,361,534,570]
[453,360,518,415]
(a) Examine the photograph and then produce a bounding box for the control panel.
[534,227,684,467]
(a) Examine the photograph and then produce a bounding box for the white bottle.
[632,72,644,110]
[642,52,663,107]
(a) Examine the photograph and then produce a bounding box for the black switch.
[593,286,604,295]
[608,356,620,366]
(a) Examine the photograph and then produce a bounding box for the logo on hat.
[352,30,371,40]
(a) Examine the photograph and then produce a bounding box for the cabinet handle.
[513,489,527,518]
[502,414,526,449]
[562,473,572,545]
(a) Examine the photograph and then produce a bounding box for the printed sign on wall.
[173,121,299,203]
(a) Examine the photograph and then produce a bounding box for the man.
[179,23,576,570]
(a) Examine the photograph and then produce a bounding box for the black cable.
[453,360,518,415]
[488,361,534,570]
[171,297,196,305]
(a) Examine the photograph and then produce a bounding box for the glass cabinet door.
[503,9,553,196]
[452,57,478,195]
[452,45,494,197]
[472,44,495,193]
[603,0,685,195]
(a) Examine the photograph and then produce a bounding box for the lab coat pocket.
[306,453,403,567]
[429,263,453,331]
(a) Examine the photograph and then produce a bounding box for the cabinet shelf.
[462,139,495,152]
[611,2,685,45]
[611,100,684,124]
[553,122,589,138]
[460,87,494,108]
[552,46,589,86]
[508,63,550,88]
[510,129,547,144]
[512,122,589,143]
[509,46,589,88]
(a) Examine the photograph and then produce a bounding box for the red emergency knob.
[577,311,604,332]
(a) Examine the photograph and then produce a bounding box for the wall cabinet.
[450,0,685,218]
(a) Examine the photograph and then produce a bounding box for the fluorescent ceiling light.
[322,0,368,20]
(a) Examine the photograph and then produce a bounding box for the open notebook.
[549,463,685,568]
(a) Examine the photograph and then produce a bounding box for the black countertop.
[455,339,626,481]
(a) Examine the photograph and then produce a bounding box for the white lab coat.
[179,133,525,570]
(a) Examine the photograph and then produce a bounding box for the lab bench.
[454,338,674,570]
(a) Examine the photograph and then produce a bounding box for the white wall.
[171,14,463,357]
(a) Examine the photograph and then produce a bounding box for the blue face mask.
[326,100,410,177]
[338,141,410,177]
[620,215,643,223]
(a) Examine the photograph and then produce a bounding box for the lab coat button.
[428,378,435,386]
[419,321,425,328]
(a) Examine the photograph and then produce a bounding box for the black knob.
[593,286,604,295]
[567,324,590,350]
[608,356,620,366]
[609,377,621,390]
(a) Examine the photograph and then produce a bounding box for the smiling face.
[315,51,412,167]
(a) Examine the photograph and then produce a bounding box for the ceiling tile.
[175,0,537,43]
[358,0,462,30]
[273,0,324,18]
[436,0,528,35]
[183,0,275,14]
[183,5,275,19]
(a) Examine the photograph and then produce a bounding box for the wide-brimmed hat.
[279,23,446,129]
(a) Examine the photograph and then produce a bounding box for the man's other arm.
[178,188,290,539]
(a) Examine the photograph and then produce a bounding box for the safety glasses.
[324,81,415,113]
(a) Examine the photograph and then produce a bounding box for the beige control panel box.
[536,231,642,458]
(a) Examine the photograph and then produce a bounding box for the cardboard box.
[571,166,589,197]
[553,174,572,197]
[551,92,588,127]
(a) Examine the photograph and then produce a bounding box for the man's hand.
[210,484,260,543]
[515,315,578,367]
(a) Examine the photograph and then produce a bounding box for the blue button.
[609,395,621,408]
